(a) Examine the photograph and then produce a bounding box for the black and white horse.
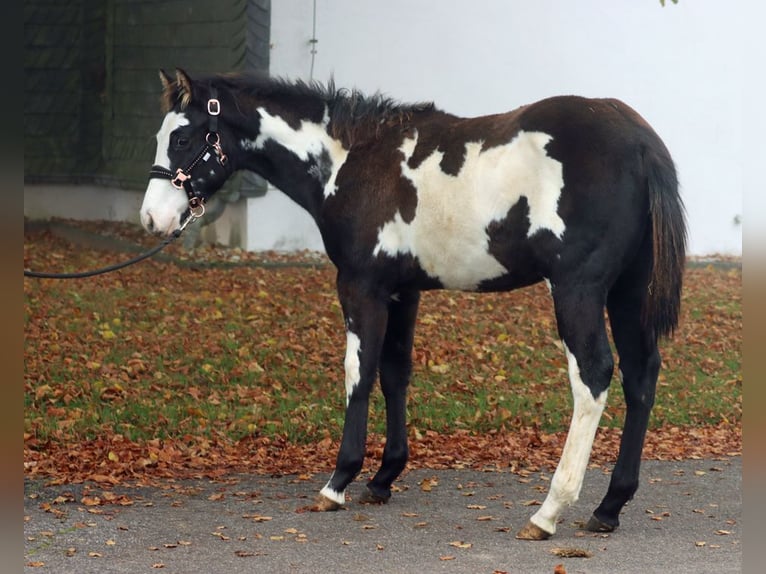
[141,69,686,539]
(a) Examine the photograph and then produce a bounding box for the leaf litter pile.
[24,219,741,486]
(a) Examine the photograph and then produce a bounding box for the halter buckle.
[207,98,221,115]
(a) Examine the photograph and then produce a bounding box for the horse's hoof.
[314,494,343,512]
[585,514,616,533]
[358,486,390,505]
[515,520,552,540]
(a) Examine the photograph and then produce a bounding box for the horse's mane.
[211,73,438,146]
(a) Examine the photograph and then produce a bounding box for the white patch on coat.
[344,331,362,406]
[140,112,191,235]
[240,107,348,197]
[530,342,607,535]
[373,130,565,290]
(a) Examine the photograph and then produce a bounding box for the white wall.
[265,0,760,256]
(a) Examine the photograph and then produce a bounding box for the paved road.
[24,457,740,573]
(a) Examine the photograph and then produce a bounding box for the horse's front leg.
[362,290,420,503]
[317,278,389,510]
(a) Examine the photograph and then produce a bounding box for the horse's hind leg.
[361,290,420,503]
[517,285,613,540]
[586,279,660,532]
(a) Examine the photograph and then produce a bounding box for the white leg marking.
[344,331,362,406]
[319,475,345,505]
[530,342,607,535]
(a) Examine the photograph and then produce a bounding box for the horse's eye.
[175,136,189,149]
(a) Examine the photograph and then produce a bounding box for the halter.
[148,87,228,218]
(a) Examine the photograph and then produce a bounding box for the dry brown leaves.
[24,422,740,487]
[23,219,742,486]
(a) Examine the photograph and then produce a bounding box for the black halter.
[148,87,228,217]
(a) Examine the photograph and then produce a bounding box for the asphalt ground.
[24,457,741,574]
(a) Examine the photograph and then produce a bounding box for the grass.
[24,246,742,449]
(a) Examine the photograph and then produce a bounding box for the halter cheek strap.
[148,86,227,216]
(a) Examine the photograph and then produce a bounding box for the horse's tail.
[643,148,687,339]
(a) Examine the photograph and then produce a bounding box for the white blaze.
[140,112,190,235]
[373,130,565,290]
[530,342,607,535]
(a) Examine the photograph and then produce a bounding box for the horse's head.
[140,69,234,236]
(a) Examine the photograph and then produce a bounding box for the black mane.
[213,73,438,146]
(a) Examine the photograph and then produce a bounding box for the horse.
[140,69,686,540]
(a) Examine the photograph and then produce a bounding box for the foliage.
[23,220,741,483]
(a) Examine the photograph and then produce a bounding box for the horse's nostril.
[144,214,155,233]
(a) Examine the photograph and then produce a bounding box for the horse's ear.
[159,69,173,90]
[175,68,194,109]
[158,69,174,112]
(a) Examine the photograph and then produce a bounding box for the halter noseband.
[148,87,228,218]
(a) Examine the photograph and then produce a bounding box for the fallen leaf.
[554,565,567,574]
[448,540,473,549]
[550,547,593,558]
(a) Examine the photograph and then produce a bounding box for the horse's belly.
[373,130,566,290]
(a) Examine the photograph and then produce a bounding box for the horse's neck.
[236,102,346,218]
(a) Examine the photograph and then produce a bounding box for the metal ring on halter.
[189,197,206,218]
[206,133,227,164]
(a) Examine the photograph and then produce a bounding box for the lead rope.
[23,214,198,279]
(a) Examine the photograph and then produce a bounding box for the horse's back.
[327,95,675,294]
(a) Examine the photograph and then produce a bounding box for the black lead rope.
[24,222,191,280]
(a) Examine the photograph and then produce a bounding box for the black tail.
[644,149,687,338]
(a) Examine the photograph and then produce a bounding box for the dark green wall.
[24,0,270,191]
